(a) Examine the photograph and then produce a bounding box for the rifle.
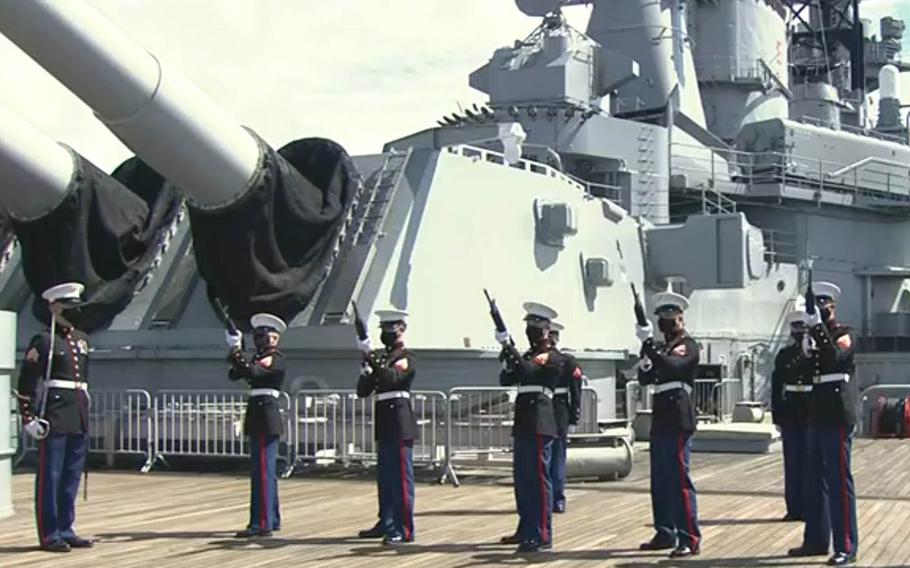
[631,283,649,327]
[484,289,515,347]
[616,240,649,327]
[210,292,243,354]
[805,261,816,318]
[352,301,369,342]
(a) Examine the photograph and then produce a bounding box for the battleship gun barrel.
[0,104,74,220]
[0,0,259,208]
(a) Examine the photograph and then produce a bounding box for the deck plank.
[1,438,908,567]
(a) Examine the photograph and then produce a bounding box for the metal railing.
[18,389,155,472]
[290,389,447,470]
[670,142,910,202]
[858,384,910,437]
[623,378,744,422]
[153,389,294,475]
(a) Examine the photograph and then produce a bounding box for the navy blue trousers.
[780,425,807,518]
[513,434,553,545]
[377,439,415,541]
[550,432,567,508]
[248,433,280,532]
[649,432,701,548]
[35,432,87,545]
[802,428,831,550]
[807,427,858,556]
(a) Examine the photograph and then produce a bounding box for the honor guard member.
[16,282,93,552]
[226,313,287,538]
[356,310,417,545]
[635,291,701,558]
[547,321,583,513]
[497,302,563,553]
[771,309,813,523]
[792,282,858,566]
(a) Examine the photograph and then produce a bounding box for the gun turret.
[0,102,180,331]
[0,0,359,330]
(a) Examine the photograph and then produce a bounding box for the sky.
[0,0,907,173]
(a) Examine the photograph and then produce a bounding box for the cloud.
[0,0,905,175]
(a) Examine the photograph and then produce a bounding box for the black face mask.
[820,307,832,322]
[525,326,546,345]
[253,331,271,351]
[658,318,676,334]
[380,331,399,348]
[791,330,805,342]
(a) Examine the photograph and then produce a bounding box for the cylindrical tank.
[565,434,634,480]
[689,0,789,142]
[0,104,74,220]
[0,0,260,209]
[0,311,17,520]
[790,82,842,129]
[880,64,901,100]
[587,0,705,125]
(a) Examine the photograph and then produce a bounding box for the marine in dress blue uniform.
[547,321,583,514]
[635,291,701,558]
[771,309,813,522]
[16,282,94,553]
[497,302,564,553]
[356,310,417,546]
[227,313,287,538]
[788,282,859,566]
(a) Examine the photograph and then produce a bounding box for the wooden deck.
[1,439,909,567]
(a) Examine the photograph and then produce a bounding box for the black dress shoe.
[788,546,829,557]
[258,530,273,537]
[516,540,550,553]
[670,545,700,558]
[382,534,411,546]
[554,501,566,514]
[64,536,94,548]
[781,512,803,522]
[358,525,386,539]
[499,533,521,545]
[828,552,856,565]
[234,529,259,538]
[639,538,676,551]
[40,539,71,553]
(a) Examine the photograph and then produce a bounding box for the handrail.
[827,157,910,178]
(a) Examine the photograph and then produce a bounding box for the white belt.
[517,385,553,398]
[785,384,814,393]
[249,388,280,398]
[554,387,569,395]
[814,373,849,385]
[651,381,692,395]
[377,391,410,401]
[46,379,88,391]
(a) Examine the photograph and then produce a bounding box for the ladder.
[316,148,412,324]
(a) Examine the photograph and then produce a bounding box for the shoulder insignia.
[671,344,688,356]
[25,347,39,363]
[836,334,852,350]
[257,356,273,368]
[572,367,582,380]
[533,352,549,365]
[393,357,410,371]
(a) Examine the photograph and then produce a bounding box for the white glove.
[805,310,823,327]
[357,337,372,354]
[232,420,243,438]
[24,419,47,440]
[495,330,510,345]
[635,322,653,342]
[638,356,653,372]
[801,333,817,357]
[567,424,578,434]
[225,329,243,349]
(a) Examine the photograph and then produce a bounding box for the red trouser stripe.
[677,434,699,548]
[536,435,549,544]
[839,427,853,554]
[259,433,268,531]
[399,442,412,540]
[36,438,46,543]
